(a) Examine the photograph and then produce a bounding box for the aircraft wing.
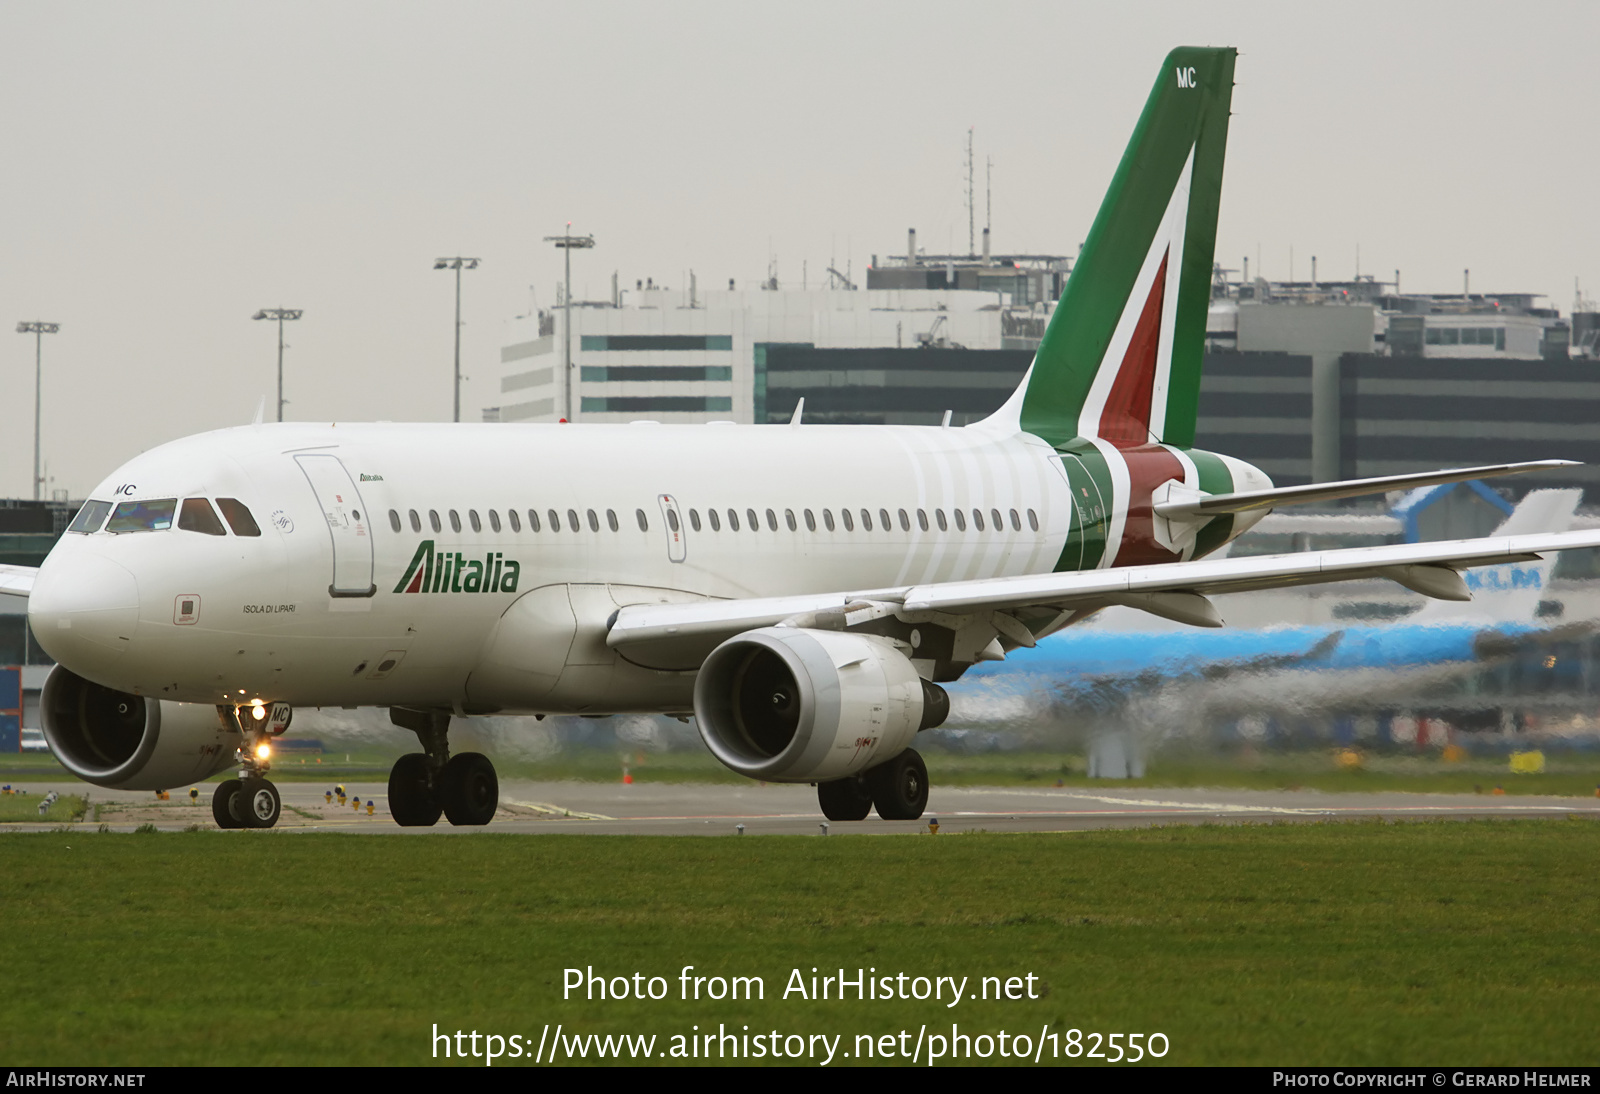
[607,528,1600,659]
[0,565,36,598]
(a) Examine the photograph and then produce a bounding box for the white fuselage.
[30,420,1129,715]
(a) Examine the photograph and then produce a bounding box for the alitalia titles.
[394,539,521,595]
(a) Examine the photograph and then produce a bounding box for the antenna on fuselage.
[789,397,805,426]
[251,396,266,426]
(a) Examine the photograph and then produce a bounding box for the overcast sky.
[3,1,1596,499]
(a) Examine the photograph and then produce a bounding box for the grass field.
[0,791,85,823]
[1,820,1597,1066]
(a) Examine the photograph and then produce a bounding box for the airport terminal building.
[491,260,1600,498]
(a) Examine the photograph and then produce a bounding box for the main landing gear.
[387,708,500,827]
[213,703,286,829]
[816,748,929,822]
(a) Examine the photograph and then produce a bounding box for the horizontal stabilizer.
[1154,461,1577,518]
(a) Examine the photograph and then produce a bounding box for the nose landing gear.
[212,703,288,829]
[388,708,500,827]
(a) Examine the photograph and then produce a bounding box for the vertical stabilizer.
[1000,47,1235,448]
[1412,489,1582,624]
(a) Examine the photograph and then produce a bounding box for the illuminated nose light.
[250,703,267,721]
[255,743,272,760]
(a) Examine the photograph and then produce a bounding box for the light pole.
[16,321,59,501]
[252,308,303,422]
[544,226,594,421]
[433,257,480,423]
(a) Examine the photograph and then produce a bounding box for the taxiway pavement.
[6,778,1599,835]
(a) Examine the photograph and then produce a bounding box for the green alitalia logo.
[393,539,521,595]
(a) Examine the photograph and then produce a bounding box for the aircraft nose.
[29,553,141,663]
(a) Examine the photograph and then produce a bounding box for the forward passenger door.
[295,453,376,597]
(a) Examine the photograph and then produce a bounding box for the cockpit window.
[216,498,262,537]
[68,499,113,534]
[178,498,227,536]
[106,499,177,533]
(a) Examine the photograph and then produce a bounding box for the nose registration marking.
[174,595,201,626]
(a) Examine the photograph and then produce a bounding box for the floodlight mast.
[544,226,594,421]
[433,257,480,423]
[15,321,59,501]
[251,308,303,422]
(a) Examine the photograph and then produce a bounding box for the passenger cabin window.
[409,510,422,533]
[667,509,680,532]
[917,509,929,531]
[387,509,401,533]
[587,509,600,533]
[607,509,619,532]
[489,510,501,533]
[804,509,816,532]
[106,498,177,533]
[860,509,872,532]
[568,509,580,533]
[636,509,649,532]
[1027,509,1040,531]
[429,510,442,533]
[216,498,261,537]
[822,510,834,532]
[728,509,740,532]
[548,510,561,532]
[508,510,521,532]
[935,510,948,532]
[992,508,1003,531]
[746,508,758,531]
[1009,508,1021,531]
[785,509,797,532]
[954,509,966,532]
[449,510,462,533]
[709,509,721,531]
[972,509,984,532]
[689,510,701,532]
[841,509,854,532]
[898,509,910,532]
[469,510,481,533]
[881,508,892,532]
[68,499,112,534]
[765,508,777,531]
[179,498,227,536]
[529,510,542,532]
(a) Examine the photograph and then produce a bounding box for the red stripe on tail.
[1097,250,1168,446]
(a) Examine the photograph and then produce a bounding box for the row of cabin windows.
[69,497,262,536]
[387,505,1040,537]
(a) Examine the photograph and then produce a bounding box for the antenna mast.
[965,127,975,256]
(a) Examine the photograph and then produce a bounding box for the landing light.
[256,743,272,760]
[250,702,267,721]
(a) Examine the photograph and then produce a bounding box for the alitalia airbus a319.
[3,47,1593,829]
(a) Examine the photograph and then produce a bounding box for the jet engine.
[41,666,241,791]
[693,628,948,782]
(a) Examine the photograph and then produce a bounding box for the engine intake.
[41,666,241,790]
[694,628,946,782]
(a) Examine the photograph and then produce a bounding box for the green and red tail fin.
[991,47,1235,449]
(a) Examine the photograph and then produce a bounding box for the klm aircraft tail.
[1411,489,1582,624]
[986,47,1235,448]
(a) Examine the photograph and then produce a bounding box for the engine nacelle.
[41,666,241,791]
[693,628,947,783]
